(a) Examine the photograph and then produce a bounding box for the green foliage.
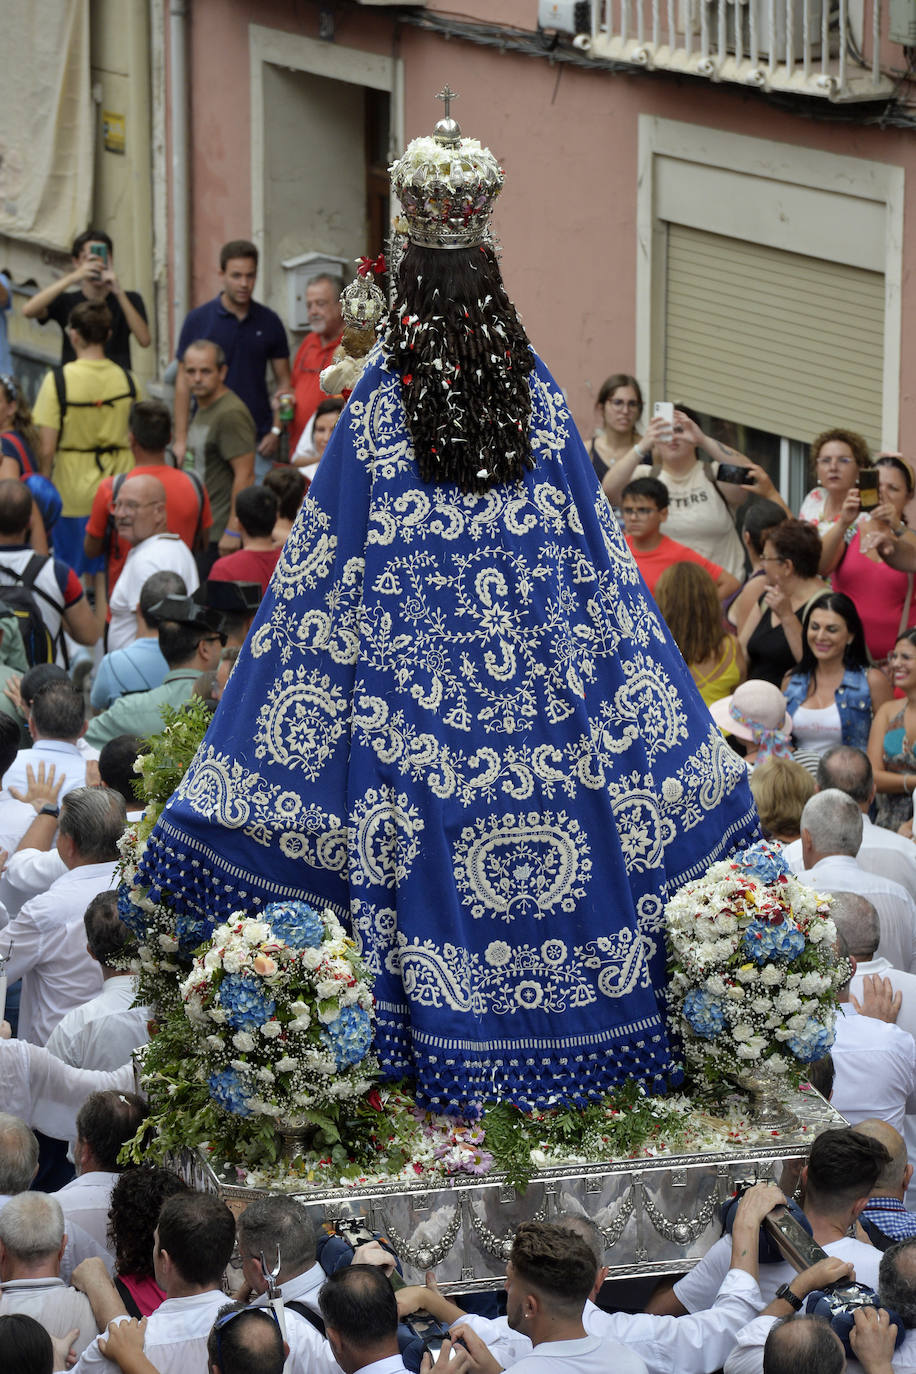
[133,699,211,838]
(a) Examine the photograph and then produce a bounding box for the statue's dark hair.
[385,240,534,493]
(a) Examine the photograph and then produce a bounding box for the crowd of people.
[1,221,916,1370]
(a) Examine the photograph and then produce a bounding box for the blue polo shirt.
[177,295,289,439]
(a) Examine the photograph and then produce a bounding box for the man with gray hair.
[0,1191,97,1356]
[782,746,916,901]
[0,787,126,1045]
[0,1112,38,1196]
[235,1194,324,1320]
[796,791,916,975]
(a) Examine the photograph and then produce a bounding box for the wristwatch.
[270,425,282,436]
[38,804,59,819]
[775,1283,803,1311]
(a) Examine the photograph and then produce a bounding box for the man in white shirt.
[837,892,916,1209]
[0,681,91,854]
[54,1090,147,1258]
[107,475,199,652]
[236,1195,325,1319]
[0,1112,110,1285]
[647,1128,887,1316]
[782,747,916,902]
[402,1186,786,1374]
[0,1191,97,1356]
[791,790,916,974]
[73,1191,237,1373]
[319,1264,409,1374]
[0,734,144,920]
[0,788,126,1046]
[46,892,149,1073]
[830,899,916,1135]
[724,1231,916,1374]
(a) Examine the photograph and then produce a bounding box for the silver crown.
[389,86,504,251]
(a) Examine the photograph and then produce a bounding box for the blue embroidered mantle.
[137,351,759,1114]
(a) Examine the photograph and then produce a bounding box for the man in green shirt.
[85,597,226,747]
[182,340,256,573]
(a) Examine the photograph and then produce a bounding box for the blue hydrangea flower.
[732,841,792,884]
[263,901,325,950]
[117,888,148,939]
[682,989,726,1039]
[321,1004,373,1067]
[208,1067,252,1116]
[744,919,806,964]
[175,912,213,957]
[786,1018,835,1062]
[219,974,276,1030]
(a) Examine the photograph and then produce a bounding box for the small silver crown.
[340,267,386,332]
[389,86,504,251]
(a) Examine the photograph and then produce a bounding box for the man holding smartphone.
[23,228,150,371]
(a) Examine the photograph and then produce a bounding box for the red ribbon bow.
[357,254,386,278]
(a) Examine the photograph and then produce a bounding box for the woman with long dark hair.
[783,591,891,756]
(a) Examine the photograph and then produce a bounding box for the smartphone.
[653,401,674,442]
[858,468,879,509]
[717,462,756,486]
[89,243,108,265]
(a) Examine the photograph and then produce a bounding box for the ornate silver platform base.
[182,1087,846,1292]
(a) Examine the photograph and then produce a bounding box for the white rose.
[158,934,179,953]
[209,1009,228,1025]
[275,1056,297,1073]
[317,1004,340,1025]
[735,1043,759,1059]
[204,950,221,970]
[760,965,782,986]
[261,1022,282,1039]
[316,978,340,999]
[291,1015,312,1032]
[301,949,322,970]
[232,1031,256,1052]
[258,1067,276,1083]
[222,952,243,973]
[731,1024,754,1041]
[727,985,745,1001]
[776,991,803,1014]
[206,1035,224,1051]
[290,1001,309,1016]
[736,966,758,985]
[243,921,270,945]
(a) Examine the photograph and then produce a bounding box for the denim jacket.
[784,665,872,752]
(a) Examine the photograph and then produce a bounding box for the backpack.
[52,364,138,472]
[0,555,66,667]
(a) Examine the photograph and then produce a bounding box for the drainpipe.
[169,0,189,348]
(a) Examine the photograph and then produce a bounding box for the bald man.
[106,475,199,652]
[854,1119,916,1245]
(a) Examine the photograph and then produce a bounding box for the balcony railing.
[584,0,896,100]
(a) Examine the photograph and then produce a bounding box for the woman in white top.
[798,427,871,537]
[603,407,786,580]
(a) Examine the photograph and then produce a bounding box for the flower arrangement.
[665,841,848,1093]
[131,901,378,1167]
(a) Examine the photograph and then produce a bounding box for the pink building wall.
[179,1,916,447]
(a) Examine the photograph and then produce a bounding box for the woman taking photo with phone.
[783,591,892,756]
[603,407,787,580]
[799,428,871,536]
[820,455,916,663]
